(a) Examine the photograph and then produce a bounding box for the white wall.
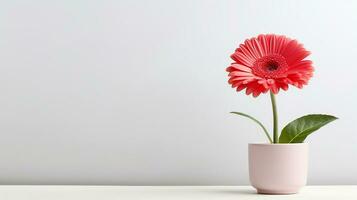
[0,0,356,185]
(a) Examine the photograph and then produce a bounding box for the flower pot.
[248,143,308,194]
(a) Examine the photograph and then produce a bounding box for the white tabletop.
[0,186,356,200]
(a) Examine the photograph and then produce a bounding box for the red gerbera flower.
[226,34,314,97]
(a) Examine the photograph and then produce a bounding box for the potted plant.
[226,34,337,194]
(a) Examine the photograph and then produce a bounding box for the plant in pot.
[226,34,337,194]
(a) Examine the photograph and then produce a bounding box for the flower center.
[252,54,288,78]
[266,60,279,71]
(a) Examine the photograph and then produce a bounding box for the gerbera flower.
[226,34,314,97]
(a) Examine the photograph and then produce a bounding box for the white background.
[0,0,356,185]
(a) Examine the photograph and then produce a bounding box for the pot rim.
[249,143,308,146]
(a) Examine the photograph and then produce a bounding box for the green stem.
[270,91,279,143]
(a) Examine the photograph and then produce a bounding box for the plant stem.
[270,91,279,143]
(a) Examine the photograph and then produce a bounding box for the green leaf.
[230,112,272,143]
[279,114,338,143]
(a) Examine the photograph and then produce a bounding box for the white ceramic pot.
[248,143,308,194]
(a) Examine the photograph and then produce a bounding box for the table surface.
[0,186,356,200]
